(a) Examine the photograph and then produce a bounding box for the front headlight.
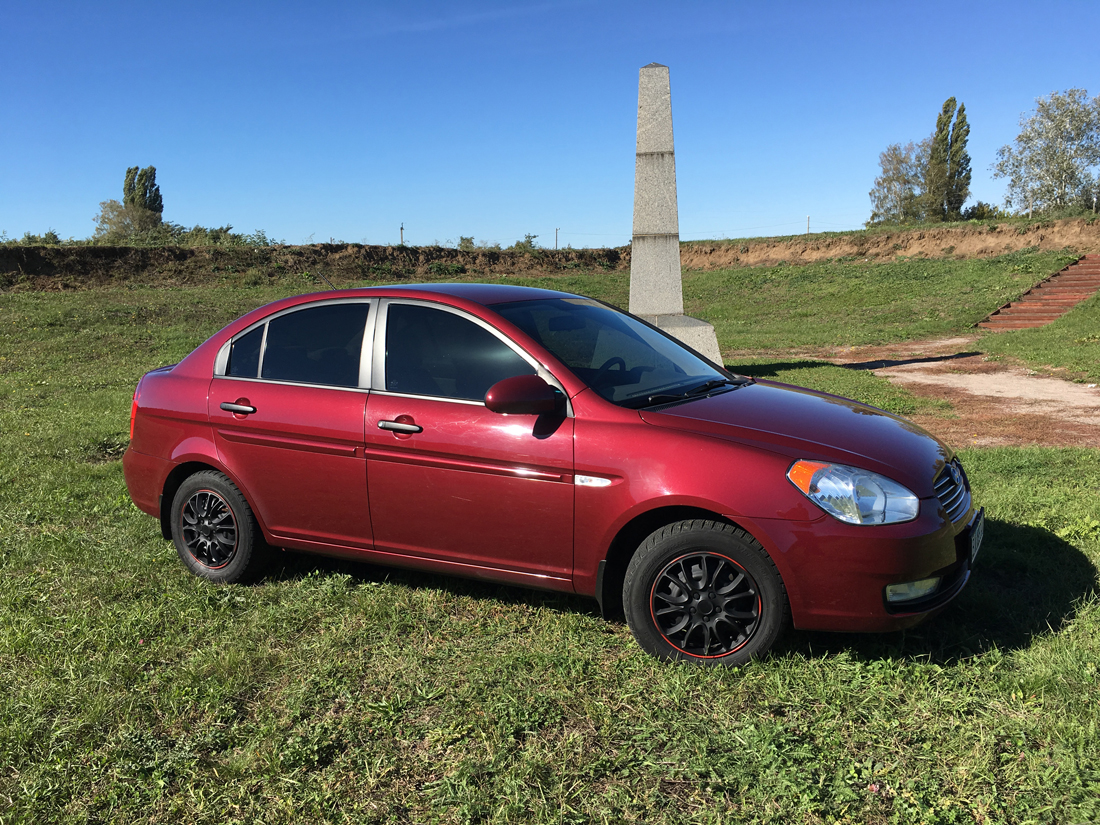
[787,460,919,525]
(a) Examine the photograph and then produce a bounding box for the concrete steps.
[977,255,1100,330]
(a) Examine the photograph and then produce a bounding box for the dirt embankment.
[0,244,624,291]
[680,217,1100,269]
[4,217,1100,290]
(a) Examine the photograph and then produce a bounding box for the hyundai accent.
[123,284,983,665]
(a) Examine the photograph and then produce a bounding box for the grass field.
[2,249,1099,823]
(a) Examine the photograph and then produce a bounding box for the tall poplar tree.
[923,98,971,220]
[946,103,971,217]
[123,166,163,219]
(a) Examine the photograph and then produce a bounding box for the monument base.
[640,313,723,366]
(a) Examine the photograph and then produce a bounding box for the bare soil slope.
[681,217,1100,270]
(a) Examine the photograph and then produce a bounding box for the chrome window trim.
[212,298,374,389]
[372,298,574,416]
[211,375,370,394]
[358,301,378,389]
[214,339,231,375]
[370,389,485,406]
[256,322,271,378]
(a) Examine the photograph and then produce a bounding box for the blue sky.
[2,1,1098,247]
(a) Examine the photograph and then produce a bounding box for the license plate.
[969,508,985,564]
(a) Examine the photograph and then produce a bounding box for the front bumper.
[745,498,980,633]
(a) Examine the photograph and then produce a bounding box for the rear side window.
[385,304,534,401]
[227,326,264,378]
[260,303,369,387]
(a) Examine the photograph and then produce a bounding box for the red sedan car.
[124,284,982,665]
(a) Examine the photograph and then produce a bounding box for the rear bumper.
[746,499,980,633]
[122,447,171,518]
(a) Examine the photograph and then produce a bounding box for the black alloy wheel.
[650,551,760,658]
[170,470,269,583]
[180,489,238,569]
[623,519,788,666]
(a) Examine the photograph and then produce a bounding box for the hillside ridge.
[3,217,1099,290]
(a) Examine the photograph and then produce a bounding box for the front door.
[363,301,574,580]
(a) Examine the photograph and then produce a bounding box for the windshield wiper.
[685,378,743,396]
[626,376,754,409]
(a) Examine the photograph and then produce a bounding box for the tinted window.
[385,304,534,400]
[260,303,369,387]
[495,297,722,405]
[227,325,263,378]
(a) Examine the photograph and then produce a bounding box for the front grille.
[934,459,971,524]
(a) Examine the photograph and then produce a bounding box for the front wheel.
[623,519,788,665]
[170,470,269,583]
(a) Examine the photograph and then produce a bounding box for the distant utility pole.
[400,223,404,245]
[806,216,810,236]
[555,228,560,250]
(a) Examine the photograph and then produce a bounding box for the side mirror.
[484,374,563,415]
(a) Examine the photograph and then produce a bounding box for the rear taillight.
[129,383,141,440]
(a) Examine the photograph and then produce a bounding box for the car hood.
[639,379,951,497]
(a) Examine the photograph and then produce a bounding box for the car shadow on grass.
[730,360,837,378]
[257,519,1095,665]
[261,549,601,616]
[731,353,982,377]
[775,519,1098,664]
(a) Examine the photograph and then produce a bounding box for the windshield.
[494,297,729,407]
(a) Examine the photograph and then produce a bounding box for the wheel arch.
[159,460,270,544]
[596,505,752,620]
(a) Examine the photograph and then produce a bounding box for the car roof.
[381,282,581,305]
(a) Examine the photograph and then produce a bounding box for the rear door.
[363,300,575,581]
[209,300,374,548]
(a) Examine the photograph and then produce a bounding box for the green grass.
[682,248,1078,352]
[2,254,1099,822]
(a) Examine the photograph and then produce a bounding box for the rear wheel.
[170,470,268,583]
[623,519,788,665]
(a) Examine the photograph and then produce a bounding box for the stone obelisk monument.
[629,63,722,364]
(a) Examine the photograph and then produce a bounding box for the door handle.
[221,402,257,414]
[378,419,422,433]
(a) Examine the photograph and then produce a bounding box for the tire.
[170,470,269,583]
[622,519,788,666]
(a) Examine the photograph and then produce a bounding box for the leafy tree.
[961,201,1006,221]
[924,98,971,220]
[1074,179,1099,213]
[94,165,165,239]
[867,139,929,225]
[992,89,1100,214]
[17,229,62,245]
[868,97,970,225]
[507,233,539,252]
[124,166,163,217]
[92,199,160,238]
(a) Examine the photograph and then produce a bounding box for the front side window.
[385,303,534,401]
[494,297,725,406]
[259,303,369,387]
